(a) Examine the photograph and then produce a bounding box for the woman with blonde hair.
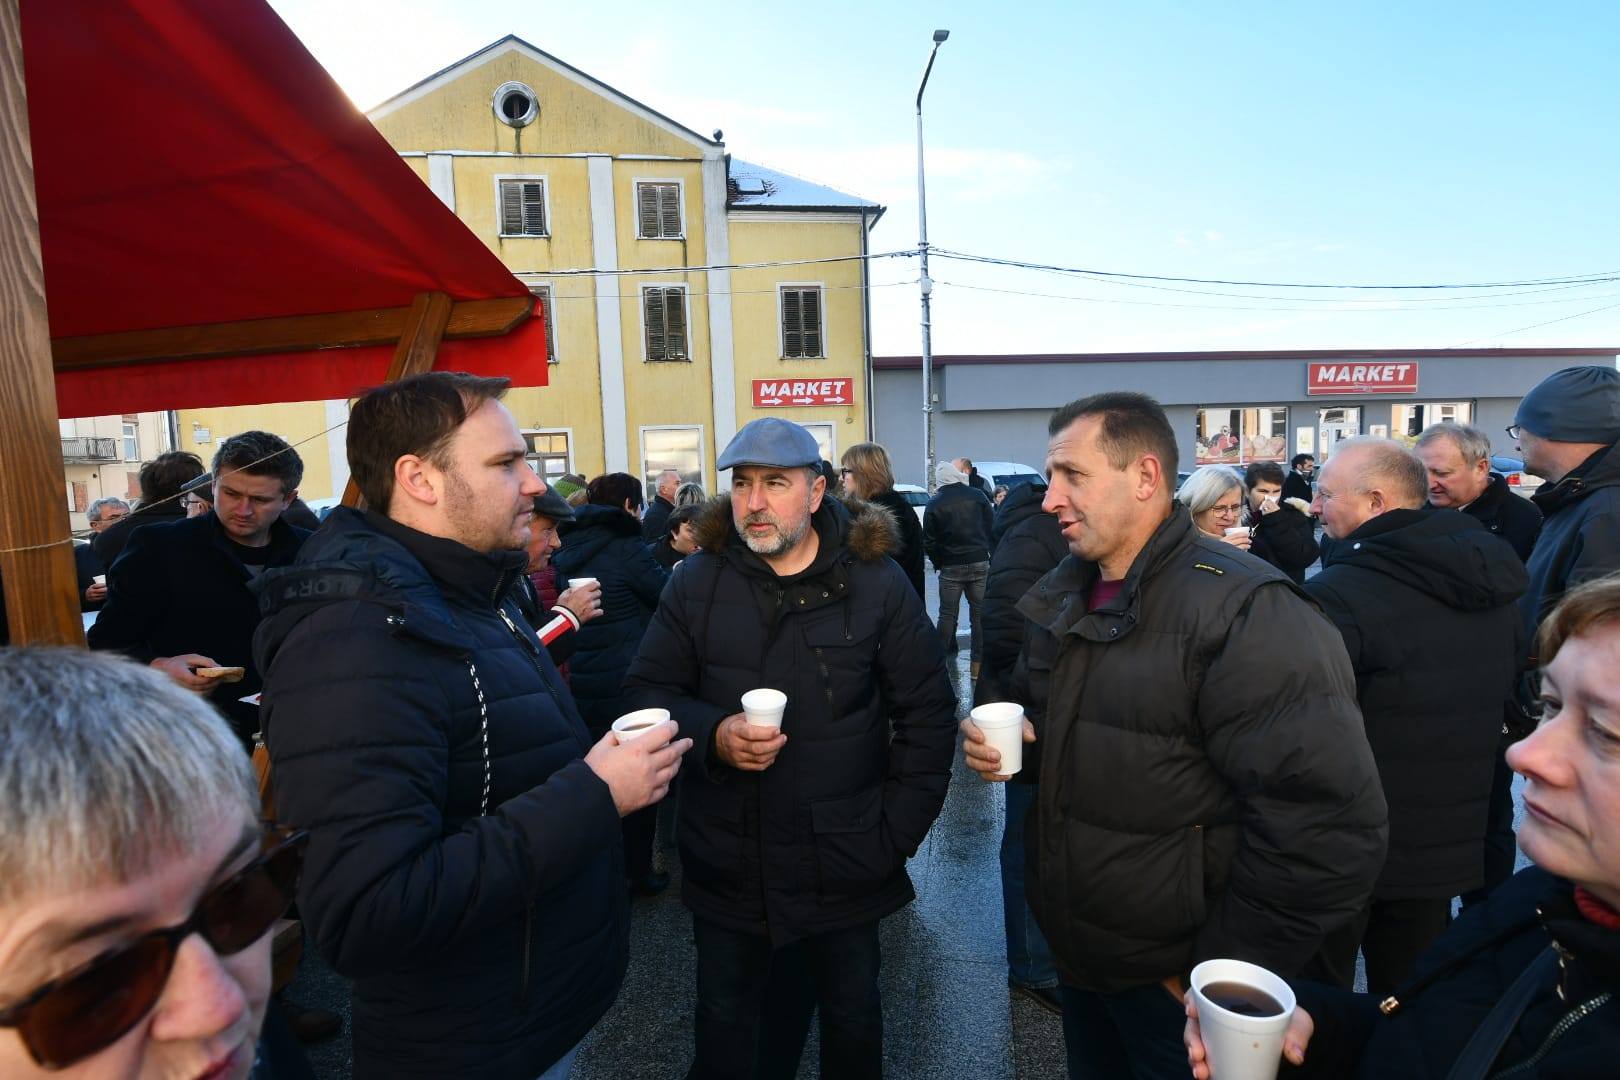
[839,441,925,598]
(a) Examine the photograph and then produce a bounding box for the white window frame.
[639,424,707,494]
[522,427,574,481]
[800,422,835,465]
[493,173,552,238]
[633,177,686,240]
[777,281,827,359]
[121,420,139,461]
[526,282,560,364]
[638,283,692,362]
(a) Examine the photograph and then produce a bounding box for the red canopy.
[25,0,548,417]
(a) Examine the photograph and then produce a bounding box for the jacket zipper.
[1488,990,1614,1078]
[520,908,534,1005]
[495,602,553,1004]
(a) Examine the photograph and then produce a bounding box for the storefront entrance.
[1318,406,1362,458]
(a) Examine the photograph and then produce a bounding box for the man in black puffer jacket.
[964,394,1385,1080]
[924,459,995,677]
[625,418,956,1080]
[254,373,689,1079]
[1304,438,1526,995]
[1415,421,1542,562]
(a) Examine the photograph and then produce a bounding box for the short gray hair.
[1175,465,1244,515]
[0,648,257,906]
[1330,437,1429,508]
[1414,422,1492,466]
[85,496,129,524]
[674,481,707,507]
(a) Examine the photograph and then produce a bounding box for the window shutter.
[665,289,687,359]
[530,286,557,363]
[782,289,802,357]
[637,185,660,238]
[71,481,87,512]
[501,182,524,235]
[801,289,821,357]
[644,289,666,359]
[521,183,546,235]
[659,185,681,237]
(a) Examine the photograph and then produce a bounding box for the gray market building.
[872,347,1620,485]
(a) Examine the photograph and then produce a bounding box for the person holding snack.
[89,430,311,753]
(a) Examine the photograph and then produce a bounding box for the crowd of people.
[3,364,1620,1079]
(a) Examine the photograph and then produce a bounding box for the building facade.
[177,36,881,498]
[873,348,1620,486]
[58,411,175,532]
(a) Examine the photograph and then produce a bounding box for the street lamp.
[917,28,948,492]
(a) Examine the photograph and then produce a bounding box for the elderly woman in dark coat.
[1185,574,1620,1079]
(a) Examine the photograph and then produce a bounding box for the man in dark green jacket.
[964,392,1387,1080]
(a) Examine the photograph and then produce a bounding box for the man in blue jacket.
[253,372,690,1079]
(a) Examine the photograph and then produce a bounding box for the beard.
[737,508,811,557]
[444,466,527,553]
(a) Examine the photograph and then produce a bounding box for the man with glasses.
[75,496,129,612]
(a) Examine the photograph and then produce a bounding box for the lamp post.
[917,28,948,492]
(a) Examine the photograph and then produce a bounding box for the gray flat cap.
[717,418,821,470]
[533,486,575,522]
[1514,366,1620,444]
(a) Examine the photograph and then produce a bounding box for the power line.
[1448,300,1620,348]
[510,249,915,278]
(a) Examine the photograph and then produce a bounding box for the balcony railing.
[60,436,120,463]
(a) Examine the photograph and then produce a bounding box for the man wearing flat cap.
[514,485,603,667]
[626,417,956,1079]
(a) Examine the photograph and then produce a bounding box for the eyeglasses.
[1210,502,1244,517]
[838,468,852,477]
[1505,424,1523,441]
[0,827,307,1069]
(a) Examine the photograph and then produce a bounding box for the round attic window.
[493,81,539,128]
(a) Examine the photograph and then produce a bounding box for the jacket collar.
[201,510,305,569]
[1533,440,1620,516]
[359,510,527,610]
[1023,504,1191,642]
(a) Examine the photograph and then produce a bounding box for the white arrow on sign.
[759,397,783,405]
[791,397,815,404]
[826,397,847,404]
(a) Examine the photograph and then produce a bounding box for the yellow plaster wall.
[173,403,340,501]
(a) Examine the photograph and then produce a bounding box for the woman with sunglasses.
[1184,575,1620,1079]
[0,647,309,1078]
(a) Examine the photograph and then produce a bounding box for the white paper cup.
[969,702,1025,776]
[92,574,106,585]
[612,708,670,742]
[1224,527,1251,538]
[1190,958,1297,1080]
[570,576,599,589]
[740,688,787,730]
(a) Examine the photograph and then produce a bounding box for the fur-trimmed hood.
[693,492,899,564]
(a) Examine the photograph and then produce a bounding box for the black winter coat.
[1291,867,1620,1079]
[974,482,1065,718]
[1016,507,1387,992]
[868,488,926,599]
[553,505,669,737]
[74,541,106,612]
[88,512,309,747]
[624,496,957,945]
[1455,472,1542,563]
[923,481,994,568]
[641,494,675,543]
[1305,509,1526,898]
[91,499,186,568]
[1522,441,1620,653]
[252,508,626,1079]
[1283,469,1314,505]
[1246,497,1320,585]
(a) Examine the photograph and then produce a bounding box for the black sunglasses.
[0,827,307,1069]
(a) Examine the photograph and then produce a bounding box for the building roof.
[874,347,1620,370]
[728,159,884,221]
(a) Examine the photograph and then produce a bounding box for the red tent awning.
[24,0,548,417]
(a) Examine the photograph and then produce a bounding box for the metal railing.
[60,436,120,463]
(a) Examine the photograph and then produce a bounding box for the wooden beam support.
[51,294,530,372]
[340,291,455,509]
[0,0,84,646]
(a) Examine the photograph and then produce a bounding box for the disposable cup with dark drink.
[969,702,1025,776]
[1189,958,1296,1080]
[612,708,670,742]
[741,688,787,730]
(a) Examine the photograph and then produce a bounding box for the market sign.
[1307,361,1419,396]
[752,378,853,407]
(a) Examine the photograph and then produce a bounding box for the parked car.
[973,460,1043,489]
[895,483,928,524]
[1491,455,1544,499]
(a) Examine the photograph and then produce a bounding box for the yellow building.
[178,36,882,499]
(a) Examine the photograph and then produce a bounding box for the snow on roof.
[728,159,883,217]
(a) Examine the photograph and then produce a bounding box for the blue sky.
[270,0,1620,357]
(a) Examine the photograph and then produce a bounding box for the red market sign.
[1307,361,1419,396]
[752,378,853,407]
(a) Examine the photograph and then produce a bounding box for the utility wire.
[1448,300,1620,348]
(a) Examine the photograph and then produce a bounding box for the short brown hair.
[347,372,510,513]
[1537,573,1620,665]
[840,442,896,499]
[137,451,205,506]
[1048,392,1179,483]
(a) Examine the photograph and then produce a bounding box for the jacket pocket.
[677,782,746,897]
[810,786,894,898]
[1182,825,1208,929]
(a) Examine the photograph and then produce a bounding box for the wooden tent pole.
[0,0,83,646]
[340,290,453,509]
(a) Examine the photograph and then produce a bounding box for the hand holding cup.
[961,705,1035,781]
[715,711,787,771]
[1183,959,1307,1080]
[558,579,603,625]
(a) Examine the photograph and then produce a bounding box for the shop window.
[641,426,704,495]
[497,178,548,237]
[523,431,571,482]
[800,422,834,465]
[122,420,139,461]
[1195,407,1288,465]
[780,286,824,358]
[642,286,689,361]
[636,182,683,239]
[1391,402,1473,446]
